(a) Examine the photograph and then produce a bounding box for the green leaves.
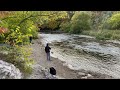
[72,12,91,34]
[60,12,91,34]
[0,12,39,45]
[107,13,120,29]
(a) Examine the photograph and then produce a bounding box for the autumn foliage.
[0,27,8,34]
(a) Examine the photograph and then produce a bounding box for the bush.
[69,23,83,34]
[60,12,91,34]
[82,30,96,36]
[96,31,112,40]
[82,29,120,40]
[0,34,5,43]
[0,45,34,74]
[70,12,91,34]
[60,22,71,33]
[96,35,105,40]
[107,13,120,29]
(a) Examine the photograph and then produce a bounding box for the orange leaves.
[0,27,8,34]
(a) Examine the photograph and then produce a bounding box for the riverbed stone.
[87,74,93,77]
[38,65,64,79]
[81,76,88,79]
[78,72,86,76]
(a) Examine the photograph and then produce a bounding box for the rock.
[78,72,86,76]
[68,64,73,69]
[81,76,88,79]
[87,74,92,77]
[0,60,22,79]
[45,74,58,79]
[60,45,64,47]
[106,62,111,64]
[40,65,63,79]
[62,50,66,52]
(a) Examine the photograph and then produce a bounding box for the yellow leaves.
[28,28,32,32]
[108,13,120,29]
[27,34,32,37]
[47,20,59,30]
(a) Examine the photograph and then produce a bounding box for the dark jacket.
[45,45,51,53]
[29,36,32,41]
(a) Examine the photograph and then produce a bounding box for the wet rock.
[87,74,93,77]
[81,76,88,79]
[60,44,64,47]
[66,45,74,49]
[40,65,64,79]
[78,72,86,76]
[67,64,74,69]
[106,62,111,64]
[62,50,66,52]
[0,60,22,79]
[52,42,63,46]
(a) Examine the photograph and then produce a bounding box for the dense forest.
[0,11,120,78]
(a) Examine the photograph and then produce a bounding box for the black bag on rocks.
[50,67,56,75]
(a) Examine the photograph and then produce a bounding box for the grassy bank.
[0,45,34,75]
[82,30,120,40]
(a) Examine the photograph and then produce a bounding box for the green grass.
[0,45,34,74]
[82,29,120,40]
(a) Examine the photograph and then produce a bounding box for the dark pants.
[30,40,31,43]
[46,52,50,60]
[29,37,32,43]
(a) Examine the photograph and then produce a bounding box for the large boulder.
[0,60,22,79]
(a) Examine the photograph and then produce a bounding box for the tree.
[0,11,68,44]
[66,11,75,21]
[107,13,120,30]
[70,12,91,34]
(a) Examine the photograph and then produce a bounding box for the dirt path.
[26,37,80,79]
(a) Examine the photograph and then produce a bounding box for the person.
[29,36,32,43]
[45,43,51,61]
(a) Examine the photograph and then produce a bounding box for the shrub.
[70,12,91,34]
[82,29,120,40]
[60,12,91,34]
[0,45,34,74]
[107,13,120,29]
[60,22,71,33]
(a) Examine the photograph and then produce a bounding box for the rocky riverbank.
[26,34,114,79]
[39,33,120,78]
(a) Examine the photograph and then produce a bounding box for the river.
[39,33,120,78]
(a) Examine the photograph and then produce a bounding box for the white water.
[40,33,120,78]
